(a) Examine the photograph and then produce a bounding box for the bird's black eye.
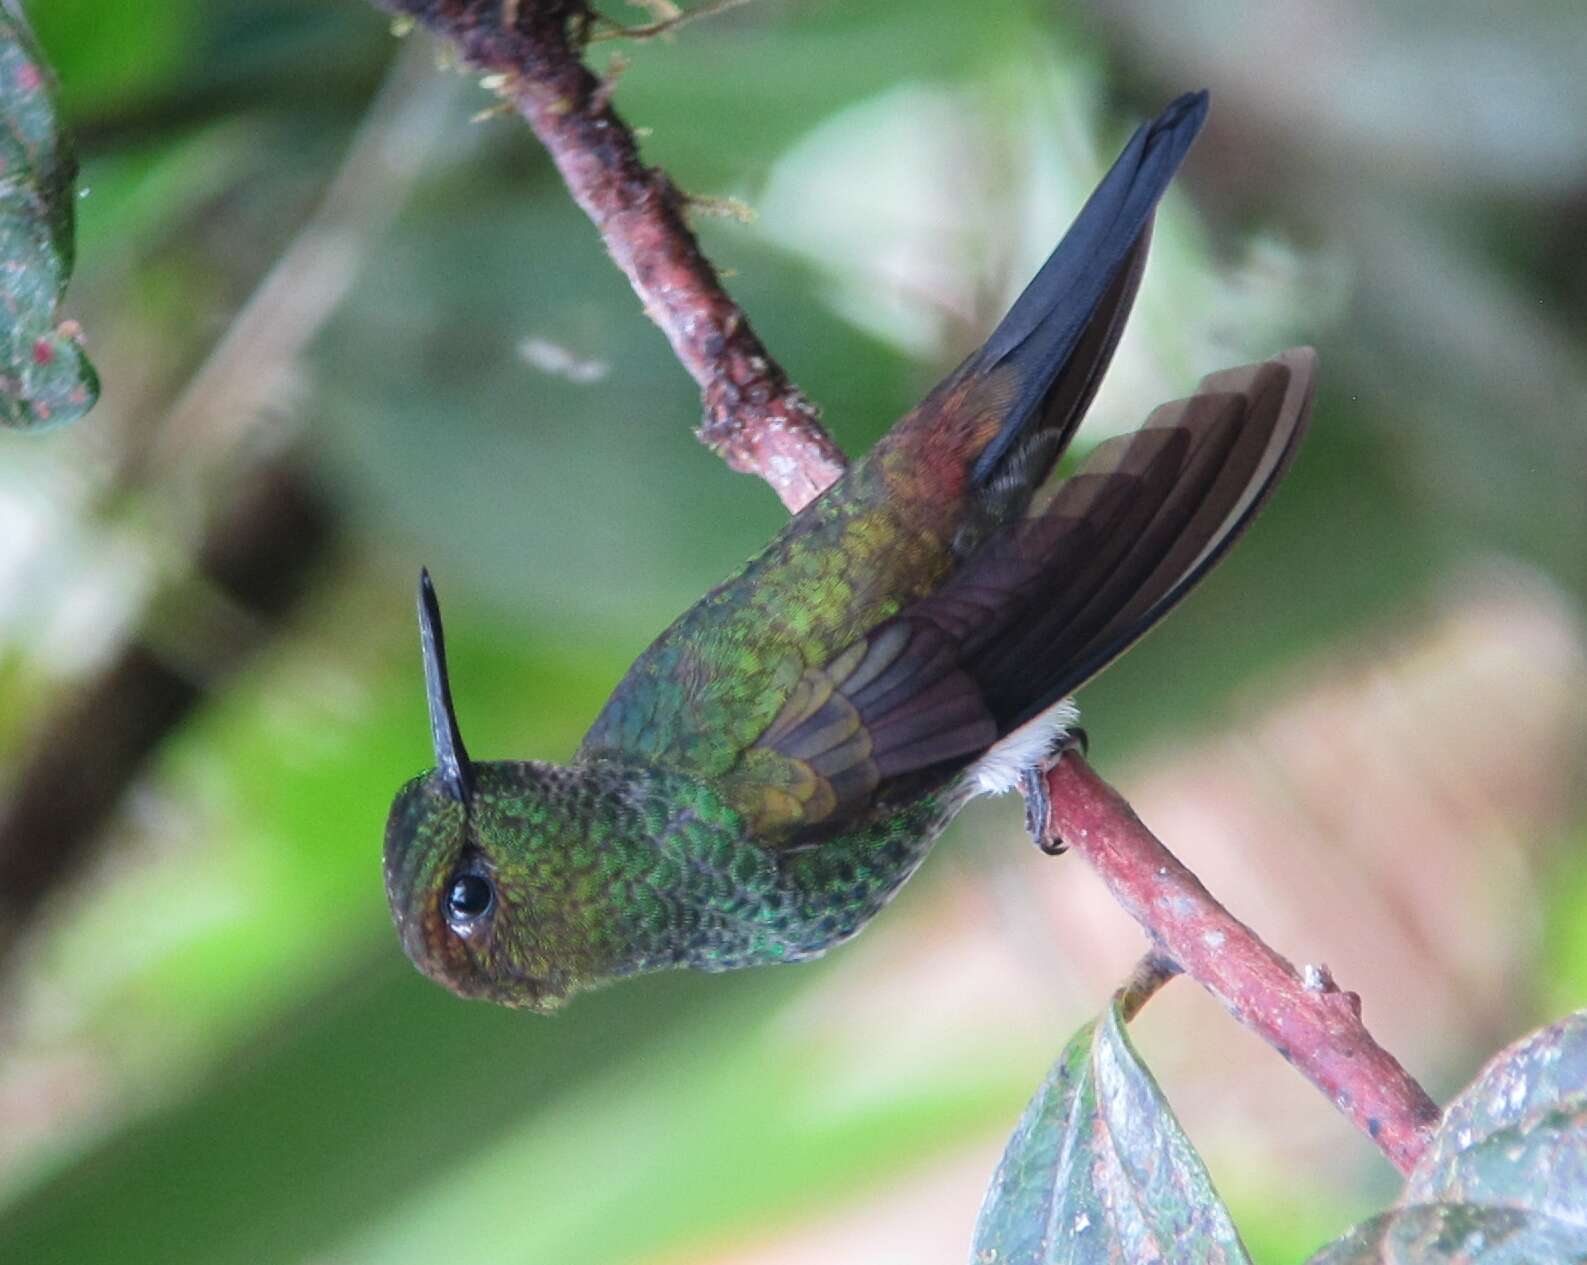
[445,873,494,924]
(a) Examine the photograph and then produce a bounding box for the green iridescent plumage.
[382,92,1319,1012]
[386,756,949,1009]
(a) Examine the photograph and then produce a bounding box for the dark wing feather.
[731,618,998,834]
[968,91,1208,484]
[743,348,1316,843]
[983,347,1316,729]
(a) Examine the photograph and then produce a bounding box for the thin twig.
[145,38,458,483]
[1039,751,1441,1174]
[372,0,846,511]
[1115,952,1182,1023]
[588,0,753,43]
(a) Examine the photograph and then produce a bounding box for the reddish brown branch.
[1040,752,1441,1174]
[375,0,1441,1175]
[375,0,845,511]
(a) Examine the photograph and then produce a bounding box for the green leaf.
[1307,1203,1587,1264]
[1404,1010,1587,1227]
[970,999,1250,1265]
[0,0,97,431]
[1309,1011,1587,1263]
[1412,1011,1587,1182]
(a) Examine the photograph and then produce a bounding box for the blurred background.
[2,1,1585,1261]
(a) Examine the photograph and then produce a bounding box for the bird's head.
[382,572,626,1013]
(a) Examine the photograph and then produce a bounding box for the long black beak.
[418,568,474,802]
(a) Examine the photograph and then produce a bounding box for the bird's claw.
[1022,727,1090,855]
[1020,766,1062,854]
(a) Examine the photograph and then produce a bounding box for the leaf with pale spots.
[1306,1010,1587,1262]
[970,997,1250,1265]
[1406,1009,1587,1229]
[0,1,97,431]
[1307,1203,1587,1264]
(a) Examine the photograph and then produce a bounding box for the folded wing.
[736,348,1317,841]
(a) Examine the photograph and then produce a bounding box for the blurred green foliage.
[1,2,1584,1263]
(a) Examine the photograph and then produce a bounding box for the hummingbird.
[384,90,1316,1011]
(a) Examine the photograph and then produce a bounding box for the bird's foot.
[1021,727,1088,856]
[1020,766,1057,851]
